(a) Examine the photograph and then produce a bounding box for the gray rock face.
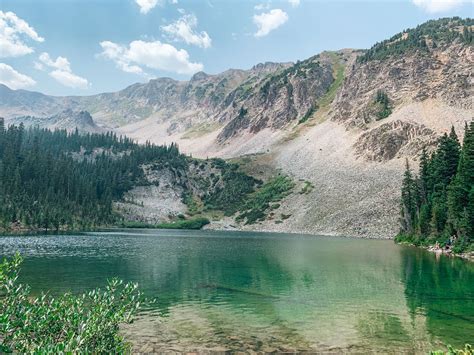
[7,109,101,133]
[354,120,438,161]
[332,41,473,129]
[217,55,335,141]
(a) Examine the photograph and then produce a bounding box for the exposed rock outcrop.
[8,109,102,133]
[354,120,438,161]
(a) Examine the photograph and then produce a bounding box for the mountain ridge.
[0,17,472,238]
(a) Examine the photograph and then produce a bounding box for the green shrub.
[202,161,259,216]
[430,344,472,355]
[0,254,142,353]
[300,181,314,194]
[298,105,317,124]
[155,217,210,230]
[374,90,392,120]
[237,176,294,225]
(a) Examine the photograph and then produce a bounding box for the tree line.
[358,17,473,63]
[0,119,186,231]
[398,121,474,253]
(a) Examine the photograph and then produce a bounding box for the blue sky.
[0,0,472,96]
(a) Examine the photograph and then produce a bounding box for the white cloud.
[0,11,44,58]
[412,0,465,13]
[254,3,270,10]
[38,52,89,89]
[288,0,300,7]
[49,70,89,89]
[99,41,145,75]
[135,0,159,14]
[99,40,203,75]
[0,63,36,89]
[33,61,44,71]
[161,14,212,48]
[253,9,288,37]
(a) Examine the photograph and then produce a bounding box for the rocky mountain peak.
[190,71,210,81]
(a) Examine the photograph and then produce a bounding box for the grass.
[297,52,345,126]
[181,123,221,139]
[317,52,345,110]
[183,193,202,216]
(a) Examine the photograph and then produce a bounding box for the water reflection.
[400,246,474,347]
[1,230,473,352]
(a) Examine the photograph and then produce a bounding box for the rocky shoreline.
[425,245,474,262]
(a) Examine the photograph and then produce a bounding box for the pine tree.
[0,123,189,230]
[398,122,474,251]
[400,160,418,234]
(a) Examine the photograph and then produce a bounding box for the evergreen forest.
[397,121,474,253]
[0,118,185,231]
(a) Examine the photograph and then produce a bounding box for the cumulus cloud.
[0,11,44,58]
[253,9,288,37]
[135,0,159,14]
[0,63,36,89]
[288,0,300,7]
[161,14,212,48]
[38,52,89,89]
[412,0,465,13]
[99,40,203,75]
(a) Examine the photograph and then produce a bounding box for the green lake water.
[0,229,473,352]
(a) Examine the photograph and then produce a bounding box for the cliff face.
[330,18,473,161]
[8,109,102,133]
[332,43,472,129]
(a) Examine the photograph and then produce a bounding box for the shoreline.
[2,226,472,262]
[396,240,474,262]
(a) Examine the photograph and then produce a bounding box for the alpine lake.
[1,229,473,353]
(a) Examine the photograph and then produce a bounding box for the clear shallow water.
[0,229,473,352]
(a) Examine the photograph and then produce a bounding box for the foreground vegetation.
[397,122,474,253]
[430,344,472,355]
[0,254,141,352]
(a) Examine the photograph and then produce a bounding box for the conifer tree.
[400,160,418,234]
[398,122,473,252]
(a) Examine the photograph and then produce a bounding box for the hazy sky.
[1,0,472,95]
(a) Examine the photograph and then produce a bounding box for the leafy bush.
[0,254,142,353]
[430,343,472,355]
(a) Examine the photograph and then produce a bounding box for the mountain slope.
[9,109,102,133]
[0,17,472,238]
